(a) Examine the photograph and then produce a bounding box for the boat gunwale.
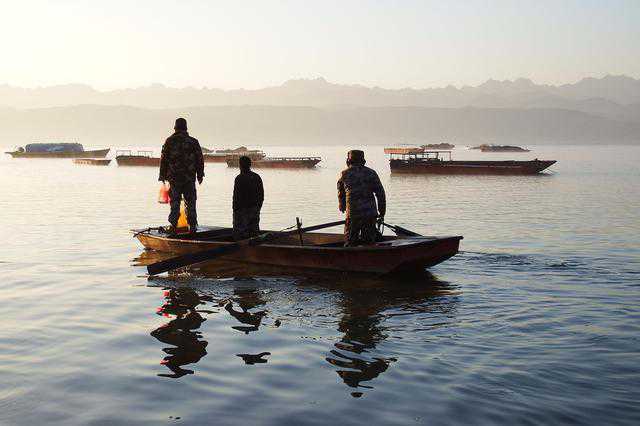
[133,228,463,252]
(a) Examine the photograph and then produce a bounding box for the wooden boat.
[384,147,424,155]
[216,146,261,155]
[73,158,111,166]
[226,156,321,169]
[134,226,463,274]
[422,143,455,150]
[115,150,160,167]
[204,151,266,163]
[6,143,109,159]
[389,151,556,175]
[470,144,530,152]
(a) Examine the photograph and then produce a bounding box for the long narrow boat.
[116,150,160,167]
[6,145,110,159]
[422,143,455,150]
[226,156,321,169]
[134,226,462,274]
[384,147,424,155]
[204,151,266,163]
[73,158,111,166]
[470,144,530,152]
[389,151,555,175]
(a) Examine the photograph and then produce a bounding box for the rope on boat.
[132,227,164,238]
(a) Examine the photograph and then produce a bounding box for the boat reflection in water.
[137,251,459,394]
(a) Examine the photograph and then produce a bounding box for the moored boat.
[204,150,266,163]
[470,144,530,152]
[73,158,111,166]
[134,226,463,274]
[116,150,160,167]
[6,143,110,158]
[384,144,455,154]
[226,156,321,169]
[422,143,455,150]
[389,151,556,175]
[384,147,424,155]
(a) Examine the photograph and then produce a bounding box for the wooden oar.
[147,220,345,276]
[382,222,422,237]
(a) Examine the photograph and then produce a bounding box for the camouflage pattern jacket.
[337,165,386,218]
[159,131,204,183]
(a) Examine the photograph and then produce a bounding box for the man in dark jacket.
[337,150,386,246]
[159,118,204,232]
[233,156,264,239]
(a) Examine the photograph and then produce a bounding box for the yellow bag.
[177,198,189,230]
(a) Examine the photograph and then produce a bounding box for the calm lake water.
[1,144,639,425]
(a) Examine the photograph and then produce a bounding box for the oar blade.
[383,222,421,237]
[147,244,240,275]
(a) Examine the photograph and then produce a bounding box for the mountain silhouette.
[1,75,638,146]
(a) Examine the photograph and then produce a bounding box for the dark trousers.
[344,216,378,247]
[233,206,261,240]
[168,180,197,229]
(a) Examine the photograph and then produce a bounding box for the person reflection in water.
[324,279,455,398]
[225,287,267,334]
[151,288,209,378]
[325,300,396,397]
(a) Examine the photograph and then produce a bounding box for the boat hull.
[6,148,110,158]
[135,227,462,274]
[204,152,266,163]
[116,156,160,167]
[226,158,321,169]
[73,159,111,166]
[390,159,556,175]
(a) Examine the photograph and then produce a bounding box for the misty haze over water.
[1,75,639,146]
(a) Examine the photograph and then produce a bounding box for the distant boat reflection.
[139,252,459,391]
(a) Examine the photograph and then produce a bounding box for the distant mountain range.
[2,104,638,146]
[0,75,639,145]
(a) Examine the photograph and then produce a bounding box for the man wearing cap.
[232,156,264,240]
[337,150,386,246]
[159,118,205,233]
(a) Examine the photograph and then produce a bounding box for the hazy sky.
[1,0,638,90]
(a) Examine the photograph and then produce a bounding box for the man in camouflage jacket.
[337,150,386,246]
[159,118,205,232]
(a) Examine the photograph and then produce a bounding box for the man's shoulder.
[364,166,379,176]
[339,167,351,178]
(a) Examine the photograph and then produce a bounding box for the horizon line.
[1,73,638,93]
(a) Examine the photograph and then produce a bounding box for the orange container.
[158,183,170,204]
[177,199,189,230]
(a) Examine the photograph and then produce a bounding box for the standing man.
[337,150,386,246]
[232,156,264,240]
[159,117,204,233]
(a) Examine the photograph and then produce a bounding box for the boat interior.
[144,226,415,248]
